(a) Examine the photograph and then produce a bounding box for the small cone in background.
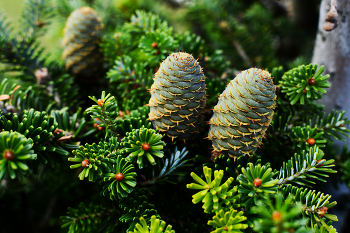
[148,52,206,141]
[62,7,104,82]
[208,68,276,157]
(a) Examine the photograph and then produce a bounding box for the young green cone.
[148,52,206,141]
[208,68,276,157]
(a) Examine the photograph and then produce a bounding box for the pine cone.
[148,52,206,141]
[62,7,103,80]
[208,68,276,157]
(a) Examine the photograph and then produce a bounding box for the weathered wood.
[312,1,350,231]
[312,0,350,114]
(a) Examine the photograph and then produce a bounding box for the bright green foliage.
[237,163,278,208]
[279,64,330,105]
[0,131,37,180]
[277,147,336,187]
[208,208,248,233]
[290,126,326,151]
[187,166,239,213]
[121,127,166,168]
[101,155,137,200]
[86,91,119,137]
[313,223,337,233]
[119,189,159,232]
[129,216,174,233]
[280,185,338,229]
[62,6,103,78]
[208,68,276,157]
[68,137,120,181]
[149,52,206,141]
[252,193,310,233]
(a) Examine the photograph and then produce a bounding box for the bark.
[312,2,350,232]
[312,0,350,115]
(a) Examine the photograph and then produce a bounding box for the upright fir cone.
[148,52,206,141]
[208,68,276,157]
[62,7,103,80]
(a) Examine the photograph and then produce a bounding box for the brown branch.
[231,38,253,67]
[259,0,288,15]
[323,0,338,31]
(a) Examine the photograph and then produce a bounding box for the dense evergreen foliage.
[1,0,349,233]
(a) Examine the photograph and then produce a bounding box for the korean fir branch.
[280,185,338,229]
[1,25,47,78]
[0,131,37,180]
[107,56,153,108]
[139,30,178,65]
[0,108,71,167]
[68,136,121,182]
[100,154,137,200]
[20,0,55,37]
[237,162,279,209]
[61,202,122,233]
[86,91,119,137]
[290,126,327,152]
[137,146,189,186]
[252,192,311,233]
[116,106,151,136]
[308,110,350,141]
[277,146,336,188]
[279,64,330,105]
[119,189,159,232]
[0,12,13,49]
[50,108,90,139]
[121,127,166,169]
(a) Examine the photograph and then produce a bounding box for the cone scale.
[208,68,276,157]
[149,52,206,141]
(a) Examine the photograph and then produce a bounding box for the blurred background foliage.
[0,0,320,71]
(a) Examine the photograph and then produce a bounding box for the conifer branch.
[277,147,336,187]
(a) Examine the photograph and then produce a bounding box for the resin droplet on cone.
[148,52,206,141]
[208,68,276,157]
[62,7,103,80]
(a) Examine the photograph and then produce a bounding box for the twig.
[231,38,253,67]
[323,0,338,31]
[259,0,288,15]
